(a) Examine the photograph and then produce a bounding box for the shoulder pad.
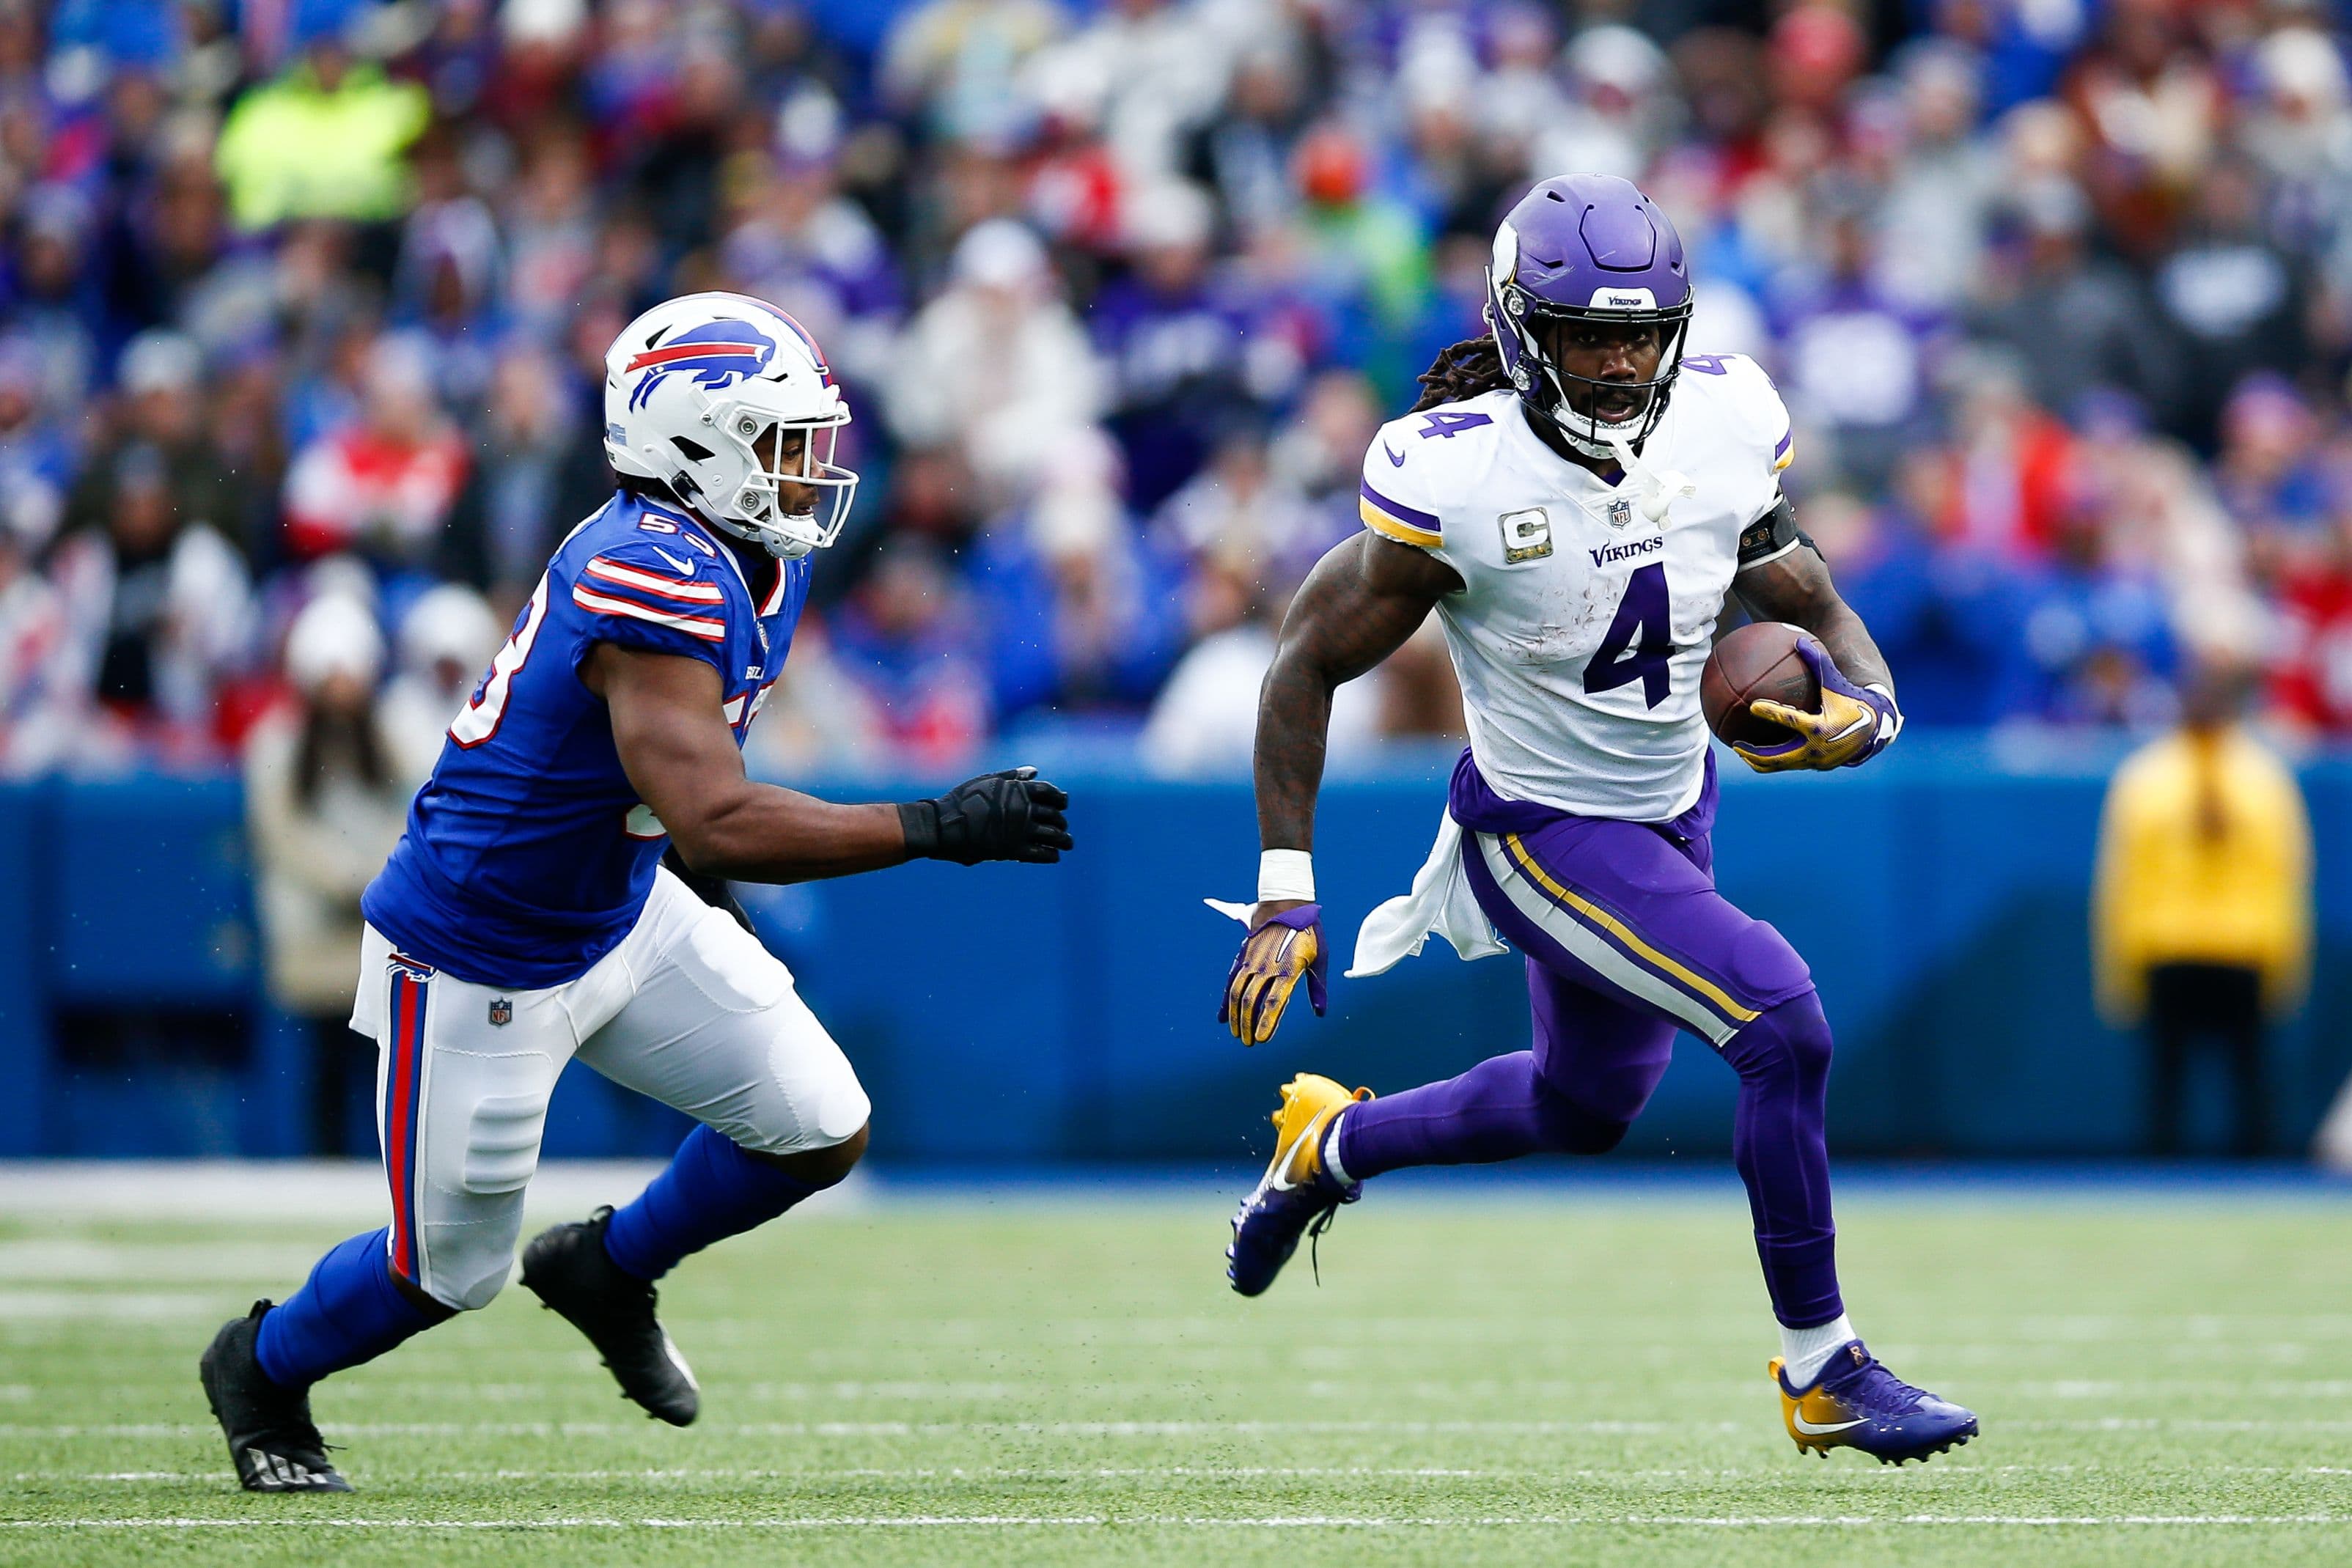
[1360,397,1510,551]
[1678,353,1793,473]
[570,532,735,646]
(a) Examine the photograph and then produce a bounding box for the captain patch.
[1499,508,1553,564]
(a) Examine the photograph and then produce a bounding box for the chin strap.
[1604,433,1697,525]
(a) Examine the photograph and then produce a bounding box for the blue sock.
[254,1229,438,1389]
[603,1124,825,1281]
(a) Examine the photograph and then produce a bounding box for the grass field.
[4,1169,2351,1567]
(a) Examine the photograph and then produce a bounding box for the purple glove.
[1219,903,1328,1046]
[1733,639,1901,773]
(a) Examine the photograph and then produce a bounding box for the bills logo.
[625,320,779,411]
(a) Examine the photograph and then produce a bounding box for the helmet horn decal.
[624,320,779,411]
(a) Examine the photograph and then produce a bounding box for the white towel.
[1344,807,1508,977]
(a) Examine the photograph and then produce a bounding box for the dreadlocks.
[1411,334,1513,413]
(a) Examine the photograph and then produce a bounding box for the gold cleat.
[1227,1073,1372,1297]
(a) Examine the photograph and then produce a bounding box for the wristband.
[897,798,941,858]
[1863,683,1903,748]
[1257,848,1315,903]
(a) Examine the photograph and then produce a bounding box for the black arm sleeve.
[1736,492,1811,568]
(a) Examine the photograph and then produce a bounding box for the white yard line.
[18,1462,2349,1484]
[0,1420,1744,1438]
[0,1161,865,1219]
[3,1514,2345,1530]
[0,1241,331,1281]
[15,1417,2352,1440]
[0,1292,224,1321]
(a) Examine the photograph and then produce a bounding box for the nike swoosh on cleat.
[653,547,697,575]
[1383,443,1407,467]
[1791,1411,1867,1435]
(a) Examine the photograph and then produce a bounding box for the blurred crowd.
[7,0,2352,792]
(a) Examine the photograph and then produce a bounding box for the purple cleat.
[1771,1340,1979,1465]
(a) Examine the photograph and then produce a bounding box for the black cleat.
[199,1303,353,1492]
[520,1206,699,1426]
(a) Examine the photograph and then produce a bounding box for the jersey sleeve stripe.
[583,557,727,603]
[1359,479,1442,546]
[571,584,728,641]
[1772,430,1794,471]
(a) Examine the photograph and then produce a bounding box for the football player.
[1214,176,1976,1465]
[199,293,1073,1492]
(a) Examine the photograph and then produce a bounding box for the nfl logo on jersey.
[1606,497,1634,530]
[488,998,512,1028]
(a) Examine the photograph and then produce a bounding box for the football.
[1701,620,1823,748]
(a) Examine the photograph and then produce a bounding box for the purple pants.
[1334,803,1843,1328]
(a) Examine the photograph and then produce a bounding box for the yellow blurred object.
[2092,726,2312,1025]
[214,61,431,232]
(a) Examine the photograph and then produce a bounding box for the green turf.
[4,1181,2351,1567]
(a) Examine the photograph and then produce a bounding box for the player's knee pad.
[1731,921,1815,1006]
[751,1118,869,1187]
[1724,989,1834,1086]
[721,1053,871,1160]
[392,1043,562,1325]
[430,1257,512,1314]
[1724,919,1813,1012]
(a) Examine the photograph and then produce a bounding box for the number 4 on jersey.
[1417,410,1493,439]
[1583,562,1672,708]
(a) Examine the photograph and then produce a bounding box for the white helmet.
[603,291,858,558]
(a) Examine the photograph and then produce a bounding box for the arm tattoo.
[1255,533,1458,852]
[1732,541,1893,695]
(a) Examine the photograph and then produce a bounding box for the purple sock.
[1334,1051,1630,1180]
[603,1124,826,1281]
[254,1228,438,1389]
[1719,992,1842,1328]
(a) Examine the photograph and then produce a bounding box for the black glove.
[898,766,1073,866]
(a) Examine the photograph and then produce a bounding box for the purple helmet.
[1486,174,1694,460]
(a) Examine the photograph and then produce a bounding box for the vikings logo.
[625,319,779,411]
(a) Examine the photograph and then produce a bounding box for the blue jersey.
[361,492,812,987]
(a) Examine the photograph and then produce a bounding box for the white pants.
[350,869,870,1310]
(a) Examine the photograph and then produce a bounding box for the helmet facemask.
[691,380,858,559]
[1487,265,1693,464]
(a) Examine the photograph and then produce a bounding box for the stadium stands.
[1,1,2351,770]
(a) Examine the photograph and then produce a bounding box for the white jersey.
[1356,354,1796,822]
